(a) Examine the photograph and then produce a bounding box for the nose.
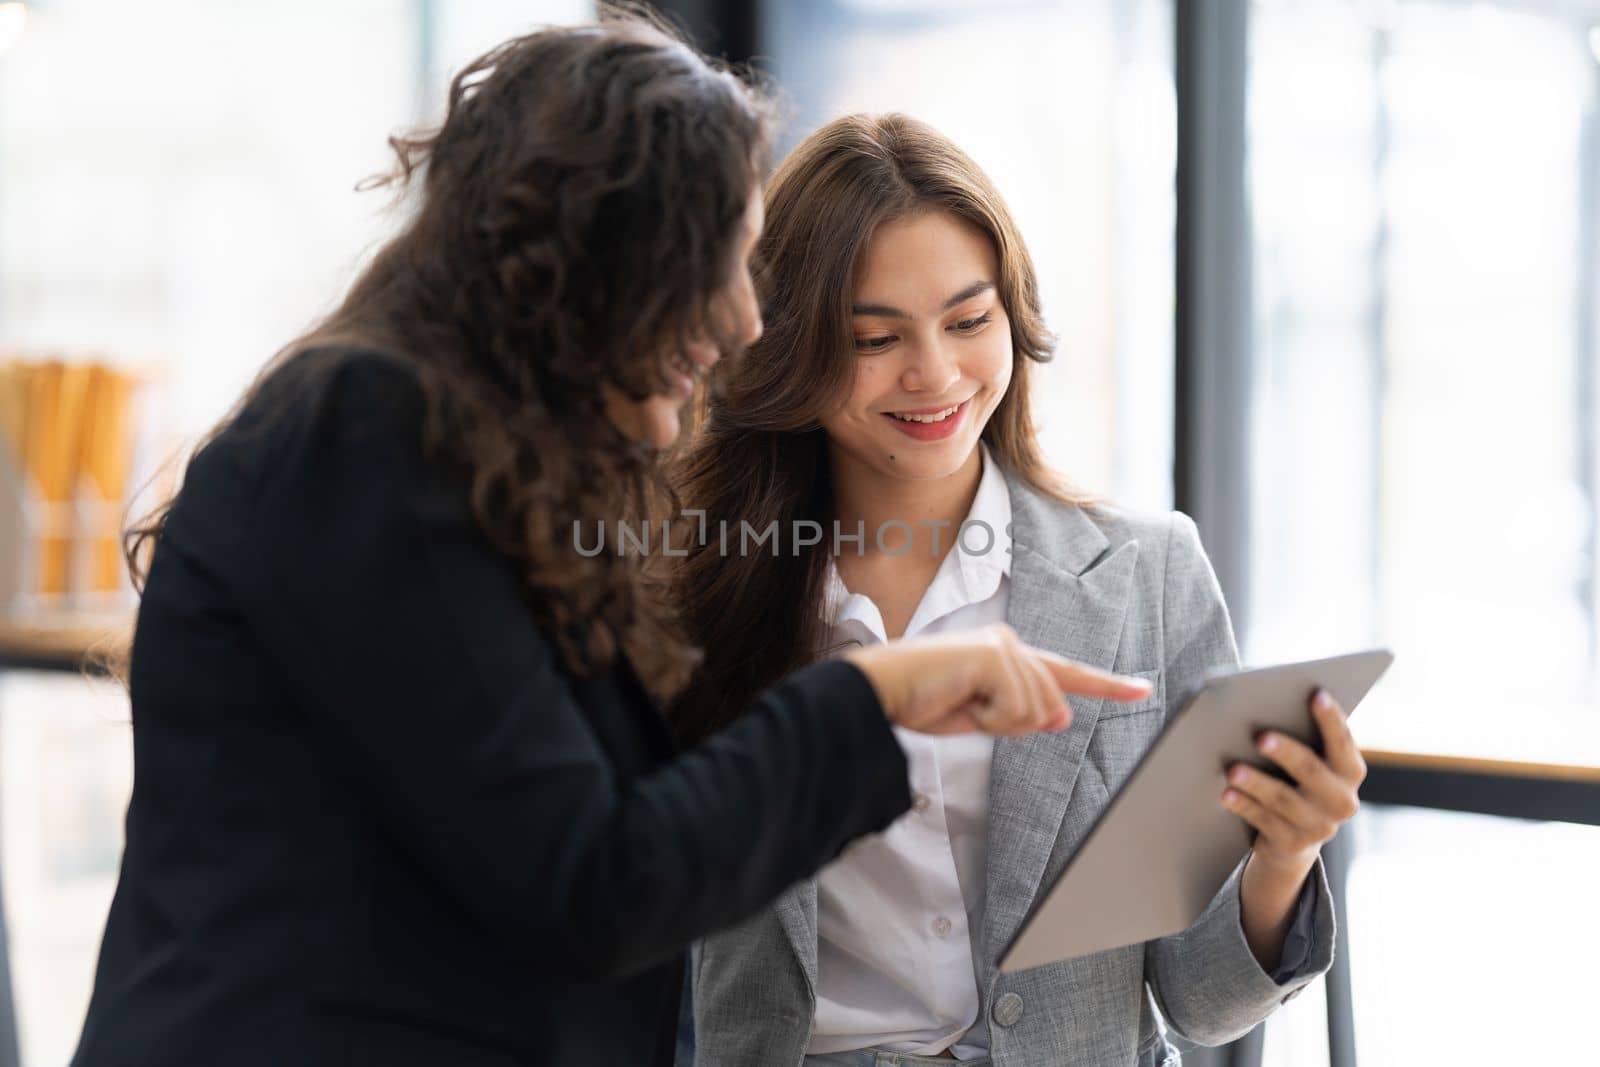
[901,337,961,395]
[733,269,763,348]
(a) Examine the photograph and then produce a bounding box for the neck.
[830,445,985,561]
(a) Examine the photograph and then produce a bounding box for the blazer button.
[992,992,1025,1028]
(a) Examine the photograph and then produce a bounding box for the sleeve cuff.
[1145,851,1337,1043]
[1267,860,1326,986]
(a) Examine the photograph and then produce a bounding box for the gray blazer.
[692,472,1335,1066]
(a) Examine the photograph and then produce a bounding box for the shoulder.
[1075,504,1190,554]
[1081,506,1209,581]
[226,346,428,478]
[1003,473,1199,579]
[1011,489,1236,667]
[171,346,442,546]
[238,345,426,447]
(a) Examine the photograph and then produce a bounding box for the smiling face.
[821,209,1013,482]
[604,188,766,450]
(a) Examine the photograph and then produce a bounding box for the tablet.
[998,648,1394,974]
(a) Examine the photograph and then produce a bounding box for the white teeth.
[891,405,959,424]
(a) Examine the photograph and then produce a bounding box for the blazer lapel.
[775,878,819,992]
[982,477,1139,965]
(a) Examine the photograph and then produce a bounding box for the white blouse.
[808,445,1012,1061]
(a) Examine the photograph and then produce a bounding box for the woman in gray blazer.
[669,114,1366,1066]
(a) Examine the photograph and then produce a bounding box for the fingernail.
[1259,733,1279,753]
[1229,766,1249,785]
[1315,690,1334,712]
[1222,789,1239,806]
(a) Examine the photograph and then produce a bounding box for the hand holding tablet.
[999,649,1394,973]
[1222,685,1368,883]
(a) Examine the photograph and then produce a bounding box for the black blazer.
[71,350,911,1067]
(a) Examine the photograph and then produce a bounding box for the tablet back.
[998,648,1394,974]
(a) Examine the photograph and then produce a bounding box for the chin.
[647,423,680,450]
[875,438,977,479]
[641,399,685,450]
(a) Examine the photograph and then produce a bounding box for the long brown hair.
[670,113,1086,742]
[116,7,773,699]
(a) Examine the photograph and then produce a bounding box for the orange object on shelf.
[79,365,137,593]
[24,362,94,595]
[0,354,150,616]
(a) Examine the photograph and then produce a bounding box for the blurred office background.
[0,1,1597,1064]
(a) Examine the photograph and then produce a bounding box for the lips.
[889,403,960,424]
[663,345,720,403]
[688,341,721,373]
[881,397,970,441]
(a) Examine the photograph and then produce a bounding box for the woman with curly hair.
[66,11,1151,1067]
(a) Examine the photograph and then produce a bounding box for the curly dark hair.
[118,6,774,699]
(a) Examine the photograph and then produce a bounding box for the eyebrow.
[851,280,995,319]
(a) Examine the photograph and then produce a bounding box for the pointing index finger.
[1033,650,1154,702]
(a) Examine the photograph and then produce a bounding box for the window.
[1247,0,1600,764]
[1244,2,1600,1063]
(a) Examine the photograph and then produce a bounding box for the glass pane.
[767,0,1176,508]
[0,674,130,1067]
[424,0,594,117]
[1346,808,1600,1062]
[1246,0,1600,767]
[0,0,417,439]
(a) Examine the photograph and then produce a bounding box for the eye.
[951,312,993,333]
[854,334,896,352]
